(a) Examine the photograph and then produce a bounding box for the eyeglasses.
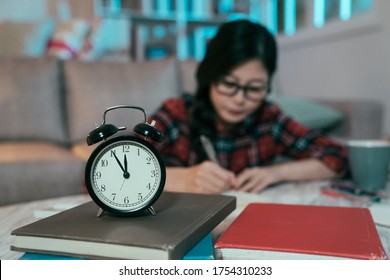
[215,79,269,101]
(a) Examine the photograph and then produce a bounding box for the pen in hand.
[200,135,219,164]
[200,135,237,191]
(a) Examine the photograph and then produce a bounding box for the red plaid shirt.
[150,95,349,176]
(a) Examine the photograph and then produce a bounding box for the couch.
[0,56,384,206]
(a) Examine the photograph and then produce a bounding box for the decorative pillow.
[65,58,180,143]
[77,18,106,61]
[267,95,344,131]
[0,20,54,57]
[47,19,91,59]
[0,57,68,144]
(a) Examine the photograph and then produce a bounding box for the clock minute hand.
[112,152,126,173]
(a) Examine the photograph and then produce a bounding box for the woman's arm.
[164,161,236,194]
[235,158,336,193]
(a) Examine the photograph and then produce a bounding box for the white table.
[1,180,389,259]
[0,195,91,260]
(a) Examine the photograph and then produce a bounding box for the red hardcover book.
[215,203,388,260]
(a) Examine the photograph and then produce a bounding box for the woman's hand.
[165,159,336,194]
[234,159,337,193]
[235,166,281,193]
[186,161,236,193]
[165,161,236,194]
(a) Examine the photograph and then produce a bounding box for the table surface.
[1,180,389,260]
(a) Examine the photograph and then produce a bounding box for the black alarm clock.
[84,105,165,217]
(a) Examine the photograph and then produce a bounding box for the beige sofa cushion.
[0,142,84,206]
[0,57,68,144]
[178,59,198,94]
[65,58,180,143]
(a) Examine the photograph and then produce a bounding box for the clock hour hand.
[124,154,128,173]
[123,154,130,179]
[113,153,130,179]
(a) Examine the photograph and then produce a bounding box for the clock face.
[85,135,165,215]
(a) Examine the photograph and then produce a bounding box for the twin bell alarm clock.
[84,105,166,217]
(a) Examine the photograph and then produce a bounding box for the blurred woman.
[150,20,348,193]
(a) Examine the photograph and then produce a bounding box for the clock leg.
[147,206,156,216]
[96,208,105,218]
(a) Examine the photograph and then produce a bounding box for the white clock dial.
[89,139,163,212]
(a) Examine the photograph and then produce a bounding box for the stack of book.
[12,192,236,260]
[19,233,215,260]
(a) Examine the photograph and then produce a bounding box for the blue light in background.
[314,0,326,28]
[193,27,217,60]
[340,0,352,21]
[109,0,121,15]
[153,25,166,39]
[176,0,189,60]
[284,0,296,35]
[218,0,234,13]
[155,0,170,17]
[267,0,278,34]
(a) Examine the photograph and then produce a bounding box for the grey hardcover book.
[11,192,236,260]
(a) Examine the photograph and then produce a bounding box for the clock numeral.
[137,148,140,156]
[123,145,130,153]
[124,197,129,204]
[151,170,156,177]
[95,172,102,179]
[110,150,116,157]
[146,183,151,190]
[100,184,106,192]
[138,193,143,201]
[146,157,151,164]
[100,159,108,167]
[112,193,117,200]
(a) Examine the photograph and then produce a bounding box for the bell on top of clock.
[86,105,164,145]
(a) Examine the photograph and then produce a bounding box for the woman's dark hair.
[191,19,278,162]
[197,19,277,90]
